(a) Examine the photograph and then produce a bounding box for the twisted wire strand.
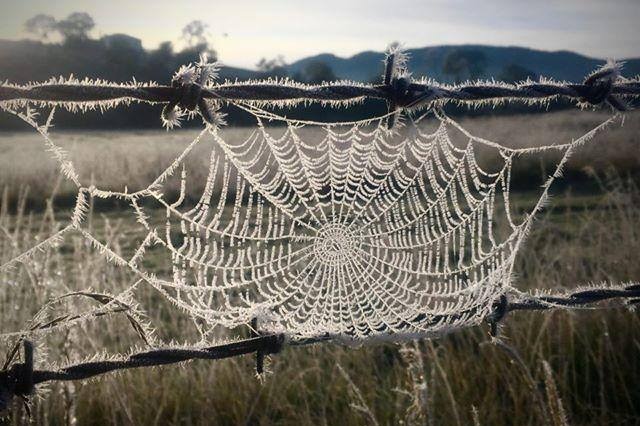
[1,58,638,132]
[2,80,639,109]
[0,334,285,411]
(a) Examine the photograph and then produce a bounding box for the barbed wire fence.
[1,50,640,413]
[1,285,639,412]
[2,49,639,130]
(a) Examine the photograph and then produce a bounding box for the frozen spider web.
[0,61,622,344]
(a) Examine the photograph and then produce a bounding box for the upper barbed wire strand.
[1,56,638,128]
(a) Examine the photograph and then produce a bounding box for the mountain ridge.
[286,45,640,83]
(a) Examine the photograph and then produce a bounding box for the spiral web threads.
[156,116,519,341]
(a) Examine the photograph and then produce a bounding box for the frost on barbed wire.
[0,46,635,350]
[0,76,162,114]
[3,51,636,128]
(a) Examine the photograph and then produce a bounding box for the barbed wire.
[1,51,639,130]
[1,284,638,412]
[0,335,285,413]
[3,77,637,107]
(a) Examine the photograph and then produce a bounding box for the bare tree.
[182,20,210,47]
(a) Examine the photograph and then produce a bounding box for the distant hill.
[287,45,640,83]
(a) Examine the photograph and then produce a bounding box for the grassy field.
[1,110,640,425]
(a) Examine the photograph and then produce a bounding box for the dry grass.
[1,110,639,425]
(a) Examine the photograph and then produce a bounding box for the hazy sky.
[1,0,639,69]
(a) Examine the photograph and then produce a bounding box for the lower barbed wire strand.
[1,283,638,411]
[0,334,286,410]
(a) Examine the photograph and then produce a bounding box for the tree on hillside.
[145,42,175,81]
[442,49,487,83]
[24,12,95,43]
[302,61,337,84]
[179,21,216,62]
[24,14,57,40]
[56,12,95,41]
[102,35,146,80]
